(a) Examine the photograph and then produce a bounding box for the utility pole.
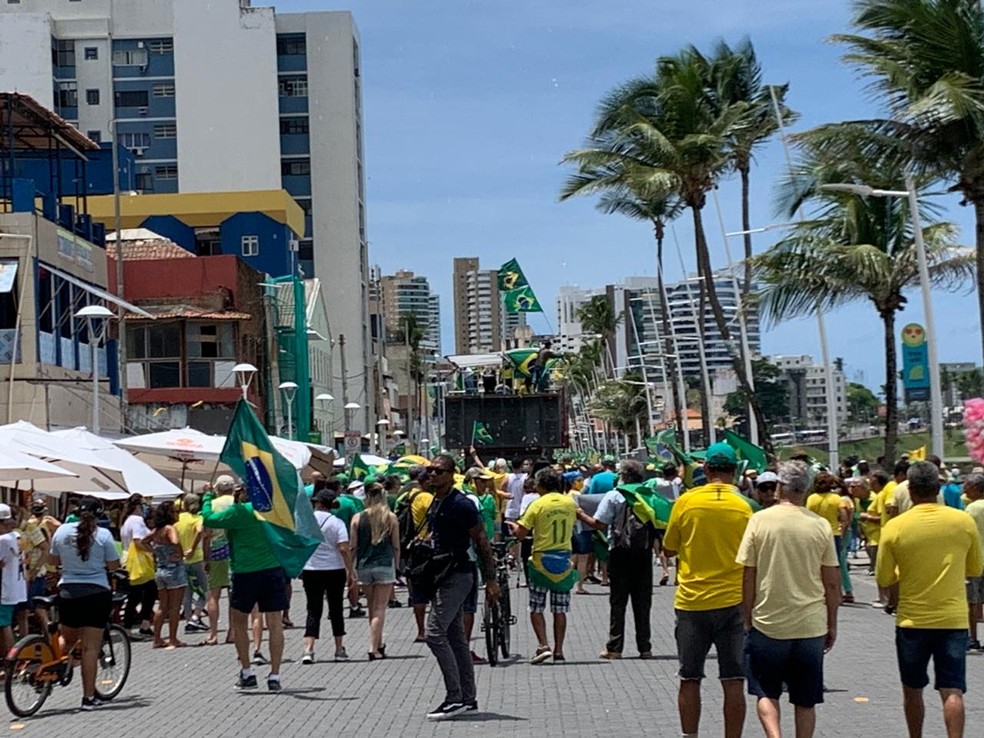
[339,333,349,431]
[405,322,414,450]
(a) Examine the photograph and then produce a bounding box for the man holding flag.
[202,402,322,692]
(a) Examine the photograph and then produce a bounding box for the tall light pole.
[233,363,257,402]
[279,381,298,439]
[821,179,943,459]
[376,418,390,455]
[75,305,114,434]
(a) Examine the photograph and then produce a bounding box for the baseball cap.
[31,497,48,513]
[347,480,364,491]
[0,504,11,520]
[704,442,737,467]
[756,471,779,485]
[465,466,493,480]
[214,474,236,492]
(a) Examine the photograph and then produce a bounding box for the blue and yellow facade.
[87,189,305,278]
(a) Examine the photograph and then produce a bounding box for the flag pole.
[470,421,477,447]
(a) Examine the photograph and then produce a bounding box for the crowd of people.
[1,444,981,736]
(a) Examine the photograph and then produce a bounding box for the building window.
[56,82,78,108]
[187,322,234,359]
[84,47,98,61]
[154,123,176,139]
[279,117,309,135]
[276,34,306,56]
[280,160,310,176]
[149,39,173,54]
[85,89,100,105]
[278,76,308,97]
[152,83,175,98]
[87,130,101,144]
[135,169,153,191]
[155,165,178,181]
[115,90,149,108]
[241,235,259,257]
[119,132,151,150]
[112,48,149,67]
[52,39,75,68]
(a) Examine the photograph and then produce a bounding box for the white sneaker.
[301,651,314,665]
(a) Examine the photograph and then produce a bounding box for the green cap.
[704,442,737,466]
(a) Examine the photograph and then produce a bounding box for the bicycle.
[5,585,131,717]
[481,539,516,666]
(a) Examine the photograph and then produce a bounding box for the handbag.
[125,542,155,586]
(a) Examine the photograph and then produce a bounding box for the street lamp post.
[75,305,114,435]
[343,402,360,433]
[377,418,390,455]
[233,363,258,402]
[279,381,298,439]
[315,393,335,447]
[821,179,943,459]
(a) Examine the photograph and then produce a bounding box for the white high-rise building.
[378,270,441,356]
[0,0,372,429]
[771,354,847,431]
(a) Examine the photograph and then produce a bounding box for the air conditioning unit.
[288,238,299,252]
[136,41,145,48]
[138,106,148,116]
[132,147,145,157]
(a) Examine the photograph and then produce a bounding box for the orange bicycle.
[4,588,131,717]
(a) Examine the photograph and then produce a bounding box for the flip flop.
[575,590,589,595]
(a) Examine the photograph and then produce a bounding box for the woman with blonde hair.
[350,483,400,660]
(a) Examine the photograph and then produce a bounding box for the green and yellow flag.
[472,421,495,446]
[722,429,768,473]
[504,348,539,379]
[620,483,673,530]
[219,401,322,578]
[503,285,542,314]
[349,453,372,481]
[497,258,528,291]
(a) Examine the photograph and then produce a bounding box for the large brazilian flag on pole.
[220,400,322,578]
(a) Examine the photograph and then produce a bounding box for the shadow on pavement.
[460,712,528,723]
[17,695,152,719]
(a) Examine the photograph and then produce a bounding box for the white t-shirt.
[504,472,528,520]
[304,511,349,571]
[519,492,540,516]
[120,514,149,554]
[0,531,26,606]
[656,478,683,500]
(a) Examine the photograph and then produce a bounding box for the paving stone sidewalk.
[6,563,984,737]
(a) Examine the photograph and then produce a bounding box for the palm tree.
[395,312,426,447]
[756,125,973,463]
[833,0,984,364]
[705,38,797,298]
[575,294,622,378]
[588,372,649,448]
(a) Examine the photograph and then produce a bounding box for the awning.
[444,353,504,369]
[0,260,17,294]
[42,264,152,318]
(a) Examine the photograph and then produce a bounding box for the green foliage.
[847,382,881,423]
[724,358,790,425]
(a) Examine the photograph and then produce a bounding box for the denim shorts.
[357,566,396,586]
[463,570,478,615]
[571,530,594,555]
[895,627,968,692]
[745,628,825,707]
[675,605,745,680]
[155,564,188,591]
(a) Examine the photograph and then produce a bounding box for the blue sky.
[277,0,979,394]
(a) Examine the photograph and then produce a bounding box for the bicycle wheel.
[94,624,131,701]
[5,635,55,718]
[498,584,511,659]
[482,599,499,667]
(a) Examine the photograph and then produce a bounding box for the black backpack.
[611,498,654,553]
[396,490,427,558]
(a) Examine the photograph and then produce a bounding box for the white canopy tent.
[444,353,504,369]
[114,428,313,470]
[0,447,77,484]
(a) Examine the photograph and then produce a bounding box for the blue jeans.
[836,534,853,595]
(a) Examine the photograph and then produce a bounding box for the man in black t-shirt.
[421,455,498,722]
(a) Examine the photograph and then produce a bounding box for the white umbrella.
[0,421,127,491]
[48,428,182,498]
[115,428,312,471]
[0,447,77,484]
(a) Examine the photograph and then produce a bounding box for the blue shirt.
[587,471,617,495]
[429,489,480,573]
[50,523,119,589]
[943,483,965,510]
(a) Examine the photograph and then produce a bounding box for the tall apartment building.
[0,0,372,430]
[378,269,441,355]
[771,354,847,431]
[451,257,527,355]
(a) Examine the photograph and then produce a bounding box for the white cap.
[756,471,779,484]
[347,480,364,491]
[0,504,12,520]
[214,474,236,492]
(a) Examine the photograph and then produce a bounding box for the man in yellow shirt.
[398,466,434,643]
[175,494,208,632]
[737,460,841,738]
[510,468,577,664]
[963,473,984,650]
[876,461,983,738]
[663,442,754,738]
[862,470,891,607]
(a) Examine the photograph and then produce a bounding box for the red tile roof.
[126,305,251,321]
[107,240,194,261]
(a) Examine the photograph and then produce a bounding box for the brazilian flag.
[472,421,495,446]
[349,453,372,481]
[219,401,322,578]
[722,429,768,473]
[497,258,528,291]
[620,483,673,530]
[504,348,538,379]
[503,285,542,314]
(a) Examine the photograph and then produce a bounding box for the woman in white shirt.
[300,490,355,664]
[120,494,155,639]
